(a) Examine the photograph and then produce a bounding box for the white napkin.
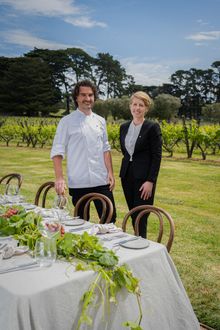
[34,208,55,218]
[0,244,29,259]
[88,223,122,235]
[1,245,15,259]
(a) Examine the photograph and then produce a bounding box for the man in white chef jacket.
[50,79,116,222]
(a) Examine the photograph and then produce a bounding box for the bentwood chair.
[34,181,55,208]
[0,173,23,193]
[73,192,114,224]
[34,181,69,210]
[122,205,175,252]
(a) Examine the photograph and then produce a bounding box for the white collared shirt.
[50,109,111,188]
[125,121,143,161]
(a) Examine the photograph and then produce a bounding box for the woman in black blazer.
[119,91,162,238]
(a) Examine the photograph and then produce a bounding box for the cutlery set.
[0,261,40,274]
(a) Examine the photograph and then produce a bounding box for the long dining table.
[0,215,200,330]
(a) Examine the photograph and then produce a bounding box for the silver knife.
[0,261,39,274]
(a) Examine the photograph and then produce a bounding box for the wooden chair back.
[74,192,113,224]
[0,173,23,190]
[122,205,175,252]
[34,181,55,208]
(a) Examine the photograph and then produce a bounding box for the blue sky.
[0,0,220,86]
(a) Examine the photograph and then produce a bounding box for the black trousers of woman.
[121,162,156,238]
[69,184,116,223]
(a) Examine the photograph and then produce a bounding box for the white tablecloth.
[0,241,200,330]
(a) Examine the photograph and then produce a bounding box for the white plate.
[119,238,150,249]
[63,218,85,226]
[23,204,36,210]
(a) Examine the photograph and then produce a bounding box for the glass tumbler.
[34,237,57,267]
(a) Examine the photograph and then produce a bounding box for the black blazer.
[119,120,162,183]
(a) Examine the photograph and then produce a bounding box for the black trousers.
[69,184,116,223]
[121,162,156,238]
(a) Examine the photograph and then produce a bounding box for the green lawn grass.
[0,146,220,329]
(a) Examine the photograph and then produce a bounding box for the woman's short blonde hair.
[130,91,152,109]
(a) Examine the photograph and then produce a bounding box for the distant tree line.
[0,47,220,121]
[0,48,134,116]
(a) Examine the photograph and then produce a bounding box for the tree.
[25,48,135,109]
[170,68,216,119]
[66,48,94,83]
[0,57,61,116]
[211,61,220,102]
[94,53,133,98]
[93,99,110,120]
[149,94,181,121]
[25,48,72,113]
[106,96,131,120]
[202,103,220,123]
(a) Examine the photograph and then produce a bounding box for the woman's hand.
[108,172,115,191]
[139,181,153,200]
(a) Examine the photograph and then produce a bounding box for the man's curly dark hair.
[72,80,98,108]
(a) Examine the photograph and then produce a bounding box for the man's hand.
[139,181,153,200]
[55,178,66,195]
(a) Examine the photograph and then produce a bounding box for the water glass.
[5,183,20,203]
[53,208,69,223]
[5,183,19,195]
[0,184,6,203]
[0,184,6,196]
[37,218,61,239]
[34,238,57,267]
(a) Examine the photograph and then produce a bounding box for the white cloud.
[64,16,107,28]
[0,0,80,16]
[121,58,171,86]
[121,57,201,86]
[196,19,209,26]
[195,42,208,47]
[186,31,220,41]
[0,0,107,29]
[1,29,76,49]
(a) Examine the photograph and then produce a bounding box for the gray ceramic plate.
[63,218,85,226]
[119,238,150,249]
